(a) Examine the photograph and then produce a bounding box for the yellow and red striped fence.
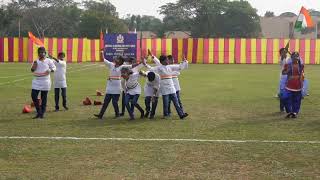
[138,38,320,64]
[1,37,320,64]
[0,37,101,63]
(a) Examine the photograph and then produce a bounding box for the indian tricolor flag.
[294,6,314,32]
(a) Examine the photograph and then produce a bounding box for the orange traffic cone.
[22,105,32,113]
[83,97,92,106]
[96,90,103,96]
[94,100,102,106]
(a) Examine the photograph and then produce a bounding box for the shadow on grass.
[51,115,184,128]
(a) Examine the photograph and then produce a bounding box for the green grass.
[0,63,319,179]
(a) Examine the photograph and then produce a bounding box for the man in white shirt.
[146,55,188,119]
[50,52,68,111]
[31,47,56,119]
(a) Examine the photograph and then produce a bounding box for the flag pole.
[140,31,143,60]
[285,10,301,55]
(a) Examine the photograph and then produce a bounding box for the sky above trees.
[1,0,319,18]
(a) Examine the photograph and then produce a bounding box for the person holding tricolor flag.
[293,6,312,97]
[282,52,305,119]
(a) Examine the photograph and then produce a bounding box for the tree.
[222,0,261,38]
[79,0,127,38]
[160,0,261,38]
[279,12,296,18]
[82,0,118,17]
[309,9,320,17]
[0,0,126,38]
[123,15,165,37]
[0,0,82,37]
[264,11,275,17]
[160,1,197,34]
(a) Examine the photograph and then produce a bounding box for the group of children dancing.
[29,46,308,120]
[94,50,189,120]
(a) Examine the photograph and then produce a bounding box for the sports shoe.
[94,114,102,119]
[140,110,145,119]
[286,113,293,119]
[144,112,150,118]
[180,113,189,119]
[32,114,40,119]
[291,113,298,119]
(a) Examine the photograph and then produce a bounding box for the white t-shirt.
[148,57,188,95]
[54,60,67,88]
[31,58,56,91]
[104,59,132,94]
[121,62,143,93]
[147,64,186,95]
[152,56,188,93]
[125,73,142,95]
[171,71,181,92]
[144,72,160,97]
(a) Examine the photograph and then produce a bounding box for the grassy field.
[0,63,319,179]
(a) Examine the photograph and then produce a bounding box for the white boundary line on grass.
[0,136,319,144]
[0,62,99,79]
[0,64,103,86]
[0,74,29,79]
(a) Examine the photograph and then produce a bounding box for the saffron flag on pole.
[294,6,314,32]
[28,32,44,47]
[100,30,104,61]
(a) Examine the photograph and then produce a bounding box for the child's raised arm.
[101,51,115,69]
[148,49,161,66]
[31,61,37,72]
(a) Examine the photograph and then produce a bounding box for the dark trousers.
[168,91,183,115]
[125,94,143,118]
[145,96,159,117]
[280,99,288,112]
[99,94,120,117]
[121,91,126,114]
[54,88,67,110]
[162,93,184,118]
[31,89,48,116]
[285,91,302,114]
